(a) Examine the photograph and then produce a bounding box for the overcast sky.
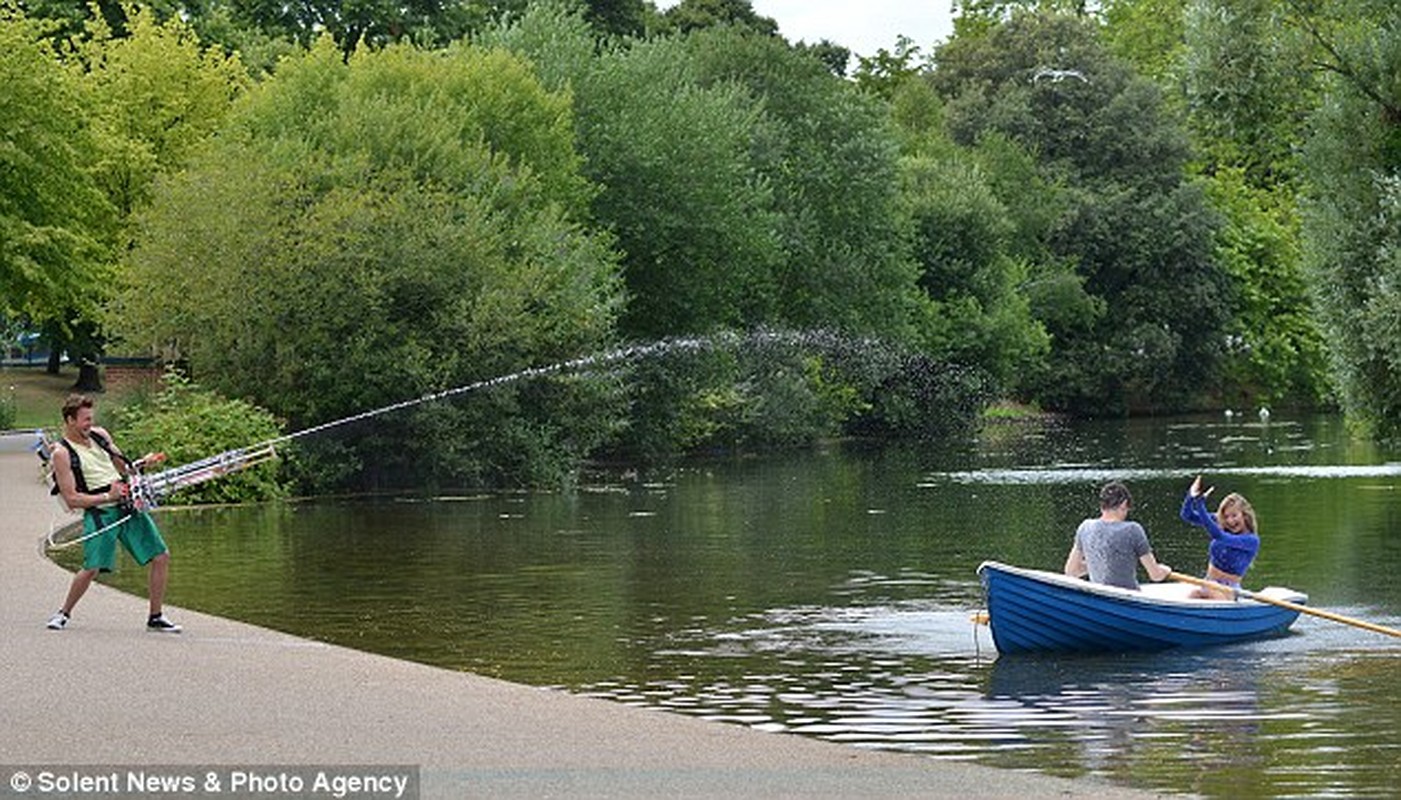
[655,1,957,59]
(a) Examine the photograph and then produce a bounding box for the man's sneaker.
[146,613,182,633]
[46,610,69,630]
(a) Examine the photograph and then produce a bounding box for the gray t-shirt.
[1075,518,1152,589]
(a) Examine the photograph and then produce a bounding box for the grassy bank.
[0,366,145,430]
[1,367,78,429]
[981,400,1060,423]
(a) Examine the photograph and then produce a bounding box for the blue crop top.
[1180,493,1259,577]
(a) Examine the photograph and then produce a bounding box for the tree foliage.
[489,5,925,343]
[1182,0,1317,189]
[933,11,1230,413]
[686,26,924,342]
[483,4,981,456]
[217,0,485,58]
[852,36,927,100]
[656,0,777,38]
[75,5,250,216]
[1204,169,1329,407]
[483,5,783,339]
[884,77,1051,394]
[114,39,624,487]
[3,4,247,392]
[0,10,115,323]
[1300,1,1401,438]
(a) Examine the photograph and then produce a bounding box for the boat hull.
[978,561,1306,654]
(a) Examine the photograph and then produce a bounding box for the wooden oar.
[1168,571,1401,639]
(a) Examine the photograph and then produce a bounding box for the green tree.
[852,35,926,99]
[951,0,1092,38]
[76,5,250,216]
[44,4,248,389]
[482,4,783,339]
[885,77,1051,394]
[0,9,116,375]
[1299,1,1401,438]
[658,0,777,37]
[1206,169,1329,407]
[1093,0,1331,408]
[795,40,850,78]
[223,0,485,58]
[934,10,1231,414]
[115,39,624,487]
[1098,0,1187,88]
[487,5,983,453]
[13,0,128,42]
[901,154,1050,392]
[687,26,924,342]
[119,0,650,59]
[581,0,647,38]
[1182,0,1318,189]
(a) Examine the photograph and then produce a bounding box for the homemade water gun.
[39,436,278,550]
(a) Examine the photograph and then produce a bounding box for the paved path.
[1,432,1166,798]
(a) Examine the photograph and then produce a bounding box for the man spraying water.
[45,394,182,633]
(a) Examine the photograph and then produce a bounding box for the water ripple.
[925,463,1401,485]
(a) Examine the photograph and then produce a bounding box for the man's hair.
[1099,481,1132,510]
[61,394,95,422]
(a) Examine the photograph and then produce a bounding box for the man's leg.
[62,568,99,615]
[147,551,170,616]
[49,568,99,626]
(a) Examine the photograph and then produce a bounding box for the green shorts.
[81,506,169,573]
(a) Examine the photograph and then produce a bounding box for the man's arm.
[1064,541,1088,578]
[94,426,164,476]
[1139,552,1172,582]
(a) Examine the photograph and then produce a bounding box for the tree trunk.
[74,360,103,392]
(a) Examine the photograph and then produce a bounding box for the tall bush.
[116,371,288,505]
[115,39,624,488]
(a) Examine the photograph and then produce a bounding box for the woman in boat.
[1180,475,1260,598]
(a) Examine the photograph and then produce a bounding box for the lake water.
[81,414,1401,797]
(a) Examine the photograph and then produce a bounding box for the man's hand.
[107,481,129,504]
[136,452,167,469]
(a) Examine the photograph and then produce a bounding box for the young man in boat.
[1064,481,1172,590]
[45,394,182,633]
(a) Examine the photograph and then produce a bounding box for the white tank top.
[65,436,122,495]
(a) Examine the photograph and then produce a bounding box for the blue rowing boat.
[977,561,1307,654]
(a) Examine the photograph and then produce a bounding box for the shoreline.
[1,432,1167,798]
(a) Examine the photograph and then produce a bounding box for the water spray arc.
[250,328,876,453]
[258,335,719,450]
[40,328,904,552]
[41,334,743,549]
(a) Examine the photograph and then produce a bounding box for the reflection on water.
[935,463,1401,485]
[80,414,1401,798]
[566,593,1401,798]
